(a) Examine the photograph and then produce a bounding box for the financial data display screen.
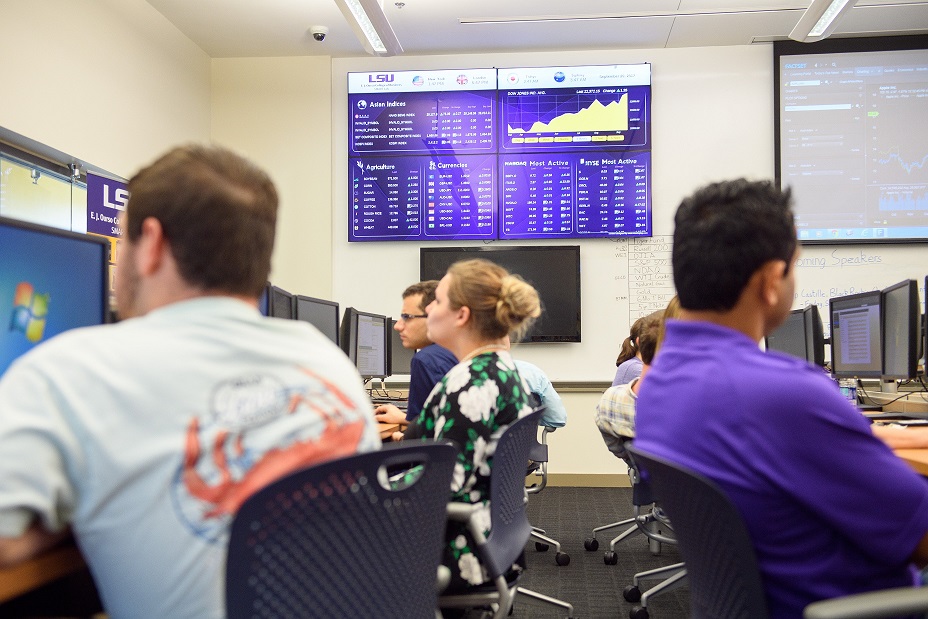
[347,64,652,242]
[775,37,928,243]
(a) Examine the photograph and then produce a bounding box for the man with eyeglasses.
[374,281,457,428]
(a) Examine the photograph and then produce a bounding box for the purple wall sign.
[86,173,128,238]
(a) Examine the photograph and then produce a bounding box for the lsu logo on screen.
[9,282,49,343]
[368,73,395,83]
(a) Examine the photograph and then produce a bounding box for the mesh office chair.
[626,444,768,619]
[438,408,575,619]
[527,425,570,566]
[583,440,686,617]
[225,440,458,619]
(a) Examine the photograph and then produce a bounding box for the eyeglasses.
[398,313,428,321]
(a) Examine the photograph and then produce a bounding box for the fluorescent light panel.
[789,0,859,42]
[334,0,403,56]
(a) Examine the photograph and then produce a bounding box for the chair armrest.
[804,586,928,619]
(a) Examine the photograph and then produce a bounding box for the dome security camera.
[311,26,328,42]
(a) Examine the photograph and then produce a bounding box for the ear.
[454,304,471,328]
[757,260,788,308]
[134,217,167,277]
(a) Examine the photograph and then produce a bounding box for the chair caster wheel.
[535,542,550,552]
[555,551,570,566]
[583,537,598,551]
[623,585,641,603]
[603,551,618,565]
[630,605,649,619]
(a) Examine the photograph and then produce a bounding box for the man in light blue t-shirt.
[0,145,380,619]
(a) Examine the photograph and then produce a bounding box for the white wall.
[211,57,335,298]
[0,0,210,178]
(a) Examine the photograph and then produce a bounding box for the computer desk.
[0,543,86,604]
[895,449,928,477]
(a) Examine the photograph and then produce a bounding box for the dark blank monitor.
[339,307,389,380]
[881,279,919,380]
[766,305,825,366]
[388,317,415,376]
[420,245,581,343]
[830,290,883,379]
[0,216,110,376]
[269,285,294,319]
[294,295,340,346]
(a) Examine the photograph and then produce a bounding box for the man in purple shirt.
[635,178,928,617]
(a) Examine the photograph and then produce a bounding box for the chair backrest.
[225,440,458,619]
[627,444,769,619]
[481,407,544,579]
[621,441,656,506]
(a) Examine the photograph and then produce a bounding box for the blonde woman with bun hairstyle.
[402,258,541,593]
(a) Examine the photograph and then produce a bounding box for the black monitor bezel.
[766,305,825,367]
[293,294,340,346]
[829,289,883,379]
[881,279,920,380]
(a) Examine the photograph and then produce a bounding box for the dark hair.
[615,315,648,366]
[446,259,541,341]
[125,144,278,297]
[637,317,662,365]
[673,179,796,311]
[402,280,440,311]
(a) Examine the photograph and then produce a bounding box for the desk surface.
[895,449,928,477]
[378,422,400,440]
[0,544,86,604]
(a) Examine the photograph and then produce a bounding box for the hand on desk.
[374,403,408,426]
[872,424,928,450]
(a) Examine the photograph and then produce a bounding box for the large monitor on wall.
[881,279,920,379]
[830,290,883,379]
[347,64,652,242]
[774,35,928,243]
[420,245,581,343]
[0,216,110,376]
[339,307,389,381]
[294,295,340,346]
[765,305,825,366]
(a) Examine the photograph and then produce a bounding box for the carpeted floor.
[514,486,690,619]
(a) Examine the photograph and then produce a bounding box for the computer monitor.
[0,216,110,376]
[881,279,920,380]
[294,294,340,346]
[830,290,883,379]
[258,282,271,316]
[765,305,825,366]
[387,317,415,377]
[339,307,389,381]
[269,285,294,319]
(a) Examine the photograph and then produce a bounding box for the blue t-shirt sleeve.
[406,346,456,421]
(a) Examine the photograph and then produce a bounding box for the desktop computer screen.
[388,317,415,376]
[339,307,388,380]
[269,285,294,320]
[0,216,110,376]
[765,305,825,366]
[881,279,920,380]
[830,290,883,379]
[294,295,340,346]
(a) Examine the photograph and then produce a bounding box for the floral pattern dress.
[407,350,534,592]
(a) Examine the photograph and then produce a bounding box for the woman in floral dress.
[403,258,541,592]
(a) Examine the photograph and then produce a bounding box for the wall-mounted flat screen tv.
[774,35,928,243]
[420,245,580,343]
[347,64,651,242]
